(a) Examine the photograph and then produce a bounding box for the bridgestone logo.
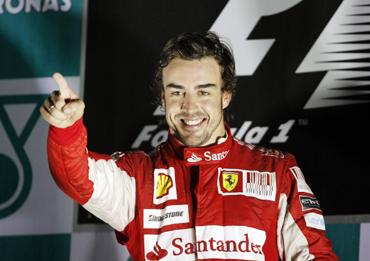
[148,211,184,222]
[143,205,189,229]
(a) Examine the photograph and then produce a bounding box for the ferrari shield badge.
[222,172,239,192]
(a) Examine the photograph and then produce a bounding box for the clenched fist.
[40,72,85,128]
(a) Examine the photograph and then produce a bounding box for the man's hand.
[40,72,85,128]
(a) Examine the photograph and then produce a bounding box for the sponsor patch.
[156,174,173,198]
[187,152,202,163]
[222,171,242,192]
[184,150,229,165]
[196,225,266,260]
[143,205,189,229]
[144,228,195,261]
[299,195,321,211]
[153,167,177,205]
[290,166,313,194]
[304,212,326,231]
[144,226,266,260]
[146,242,168,260]
[218,168,276,201]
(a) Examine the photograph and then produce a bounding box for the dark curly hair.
[151,31,237,106]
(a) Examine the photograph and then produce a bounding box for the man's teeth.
[183,119,203,126]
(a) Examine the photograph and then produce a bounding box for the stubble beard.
[173,114,223,147]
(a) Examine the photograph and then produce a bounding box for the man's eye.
[199,90,209,96]
[171,91,181,96]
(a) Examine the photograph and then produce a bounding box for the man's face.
[162,57,231,147]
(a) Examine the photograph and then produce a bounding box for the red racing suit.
[47,119,338,261]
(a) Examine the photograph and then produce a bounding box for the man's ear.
[222,91,232,109]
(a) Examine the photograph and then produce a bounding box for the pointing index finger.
[52,72,78,99]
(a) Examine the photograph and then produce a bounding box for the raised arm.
[40,72,84,129]
[40,73,136,232]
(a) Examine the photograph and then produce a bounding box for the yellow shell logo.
[156,173,173,198]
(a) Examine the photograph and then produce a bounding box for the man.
[40,32,338,260]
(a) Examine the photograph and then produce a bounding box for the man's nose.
[181,93,197,112]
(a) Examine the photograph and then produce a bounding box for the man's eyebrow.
[195,83,217,89]
[165,83,217,89]
[166,83,184,89]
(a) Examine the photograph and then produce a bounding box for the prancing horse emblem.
[222,172,238,192]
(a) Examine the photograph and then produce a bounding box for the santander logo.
[146,242,168,260]
[187,153,202,163]
[204,150,228,161]
[172,233,263,256]
[144,226,266,260]
[186,150,229,163]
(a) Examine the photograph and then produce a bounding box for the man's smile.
[180,117,207,129]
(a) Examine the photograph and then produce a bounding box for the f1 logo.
[211,0,303,76]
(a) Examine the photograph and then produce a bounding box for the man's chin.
[183,141,203,147]
[177,134,208,147]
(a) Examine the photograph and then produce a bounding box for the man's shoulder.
[232,137,292,161]
[108,150,153,178]
[110,150,150,161]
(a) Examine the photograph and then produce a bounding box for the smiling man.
[40,32,338,260]
[162,57,231,147]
